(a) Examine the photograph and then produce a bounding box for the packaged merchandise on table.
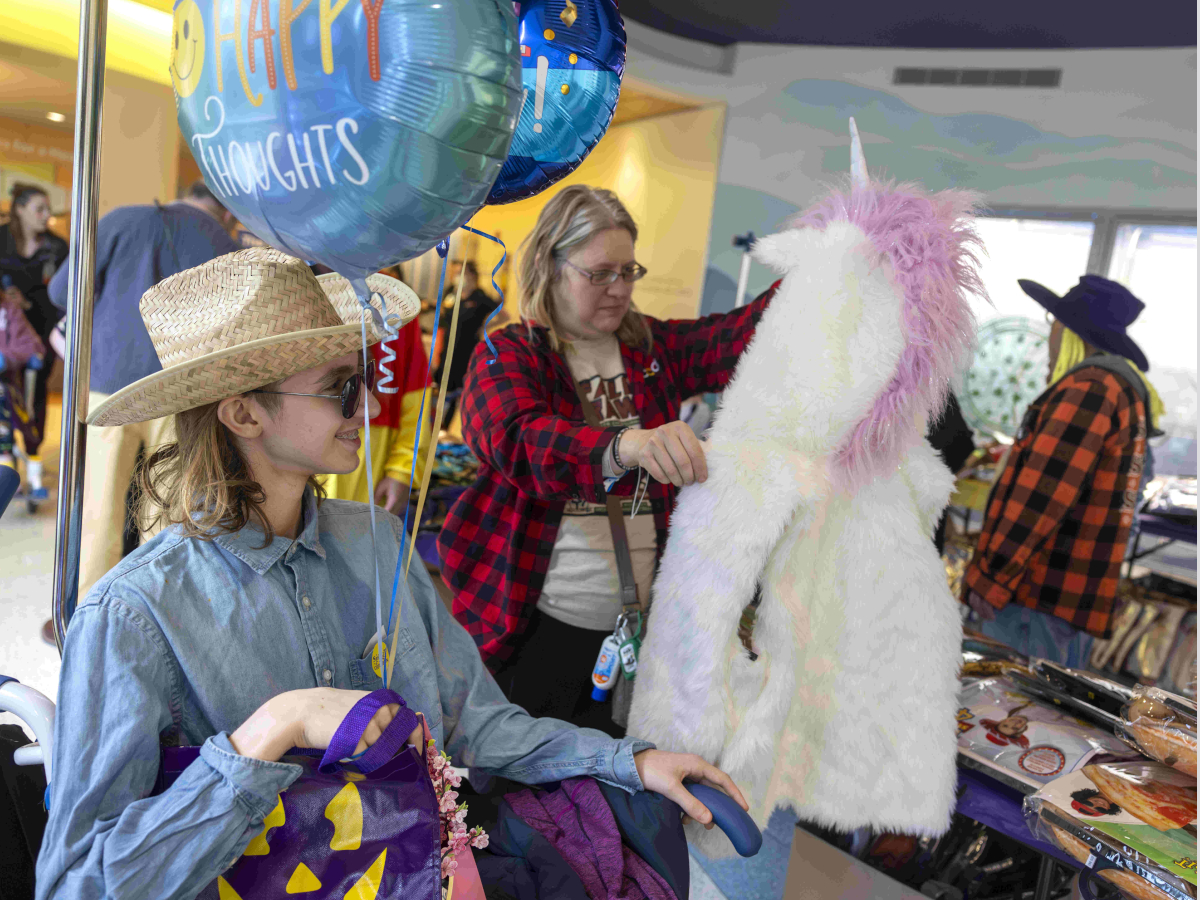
[956,677,1135,790]
[1030,800,1193,900]
[960,630,1033,681]
[1119,686,1198,777]
[1030,661,1133,713]
[1142,476,1198,525]
[1161,616,1198,699]
[1130,605,1190,683]
[1092,599,1150,672]
[1027,763,1196,898]
[1081,760,1196,832]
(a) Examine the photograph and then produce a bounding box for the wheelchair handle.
[685,782,763,857]
[0,678,55,783]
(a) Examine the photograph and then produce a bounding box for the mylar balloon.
[486,0,624,204]
[171,0,523,282]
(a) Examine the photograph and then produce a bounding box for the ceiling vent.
[894,67,1062,87]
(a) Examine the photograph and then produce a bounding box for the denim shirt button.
[302,596,312,610]
[322,669,333,684]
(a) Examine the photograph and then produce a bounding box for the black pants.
[495,609,625,739]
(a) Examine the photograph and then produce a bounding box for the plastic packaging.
[1081,760,1196,832]
[1024,796,1195,900]
[960,630,1032,681]
[1131,605,1189,682]
[957,677,1133,790]
[590,635,621,701]
[1119,686,1197,777]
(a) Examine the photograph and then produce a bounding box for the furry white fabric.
[627,219,967,854]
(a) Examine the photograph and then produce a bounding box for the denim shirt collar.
[213,487,326,575]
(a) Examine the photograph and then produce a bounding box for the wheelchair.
[0,464,760,900]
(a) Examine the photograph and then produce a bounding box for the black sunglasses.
[251,360,376,419]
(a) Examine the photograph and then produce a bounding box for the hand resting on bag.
[229,688,425,762]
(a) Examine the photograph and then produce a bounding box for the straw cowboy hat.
[88,248,419,427]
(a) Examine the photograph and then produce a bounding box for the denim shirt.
[36,491,652,900]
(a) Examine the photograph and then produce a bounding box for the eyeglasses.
[561,259,648,286]
[251,361,376,419]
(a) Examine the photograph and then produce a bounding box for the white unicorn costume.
[627,121,983,851]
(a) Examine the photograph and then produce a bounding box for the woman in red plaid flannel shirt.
[438,186,776,735]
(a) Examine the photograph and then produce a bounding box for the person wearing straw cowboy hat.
[37,248,747,899]
[963,274,1164,668]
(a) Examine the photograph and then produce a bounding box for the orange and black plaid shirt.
[964,365,1148,638]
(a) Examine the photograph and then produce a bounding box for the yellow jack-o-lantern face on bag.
[170,0,206,98]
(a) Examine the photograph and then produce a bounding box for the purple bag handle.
[318,689,419,775]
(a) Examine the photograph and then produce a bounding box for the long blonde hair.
[1051,326,1165,425]
[136,392,325,546]
[518,185,651,354]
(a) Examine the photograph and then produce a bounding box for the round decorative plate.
[961,316,1050,439]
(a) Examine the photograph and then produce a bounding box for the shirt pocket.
[348,657,384,690]
[347,627,419,690]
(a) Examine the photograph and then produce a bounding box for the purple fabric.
[505,778,677,900]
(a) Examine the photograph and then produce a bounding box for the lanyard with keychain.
[571,376,648,705]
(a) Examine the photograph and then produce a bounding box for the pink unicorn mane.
[789,180,984,490]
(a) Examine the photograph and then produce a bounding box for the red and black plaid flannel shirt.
[438,285,778,670]
[964,365,1148,638]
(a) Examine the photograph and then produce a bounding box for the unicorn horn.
[849,117,868,189]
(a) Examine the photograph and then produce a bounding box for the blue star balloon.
[486,0,624,204]
[171,0,523,283]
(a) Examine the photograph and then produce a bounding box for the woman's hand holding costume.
[230,689,423,762]
[632,748,748,829]
[618,422,708,487]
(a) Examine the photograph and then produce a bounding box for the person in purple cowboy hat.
[962,274,1162,668]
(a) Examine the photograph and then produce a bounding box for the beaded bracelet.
[612,426,632,471]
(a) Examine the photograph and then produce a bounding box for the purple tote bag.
[158,689,440,900]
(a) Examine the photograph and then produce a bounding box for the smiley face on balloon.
[170,0,206,99]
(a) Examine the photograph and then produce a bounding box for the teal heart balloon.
[171,0,523,281]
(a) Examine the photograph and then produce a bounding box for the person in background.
[46,180,238,640]
[962,276,1164,668]
[439,186,777,736]
[433,261,505,418]
[321,317,433,514]
[0,277,45,478]
[0,183,69,497]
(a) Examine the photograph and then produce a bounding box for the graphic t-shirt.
[537,365,657,632]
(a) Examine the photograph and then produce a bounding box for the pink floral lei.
[427,738,489,888]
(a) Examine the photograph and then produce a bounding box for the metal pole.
[732,232,755,309]
[51,0,108,653]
